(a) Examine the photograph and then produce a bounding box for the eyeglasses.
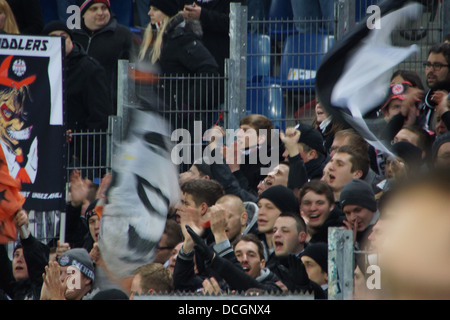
[423,62,449,71]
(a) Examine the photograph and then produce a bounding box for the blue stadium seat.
[247,33,271,84]
[262,33,335,92]
[266,0,297,41]
[246,84,285,131]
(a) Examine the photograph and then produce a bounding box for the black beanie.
[42,20,73,39]
[78,0,111,16]
[390,141,422,168]
[149,0,181,17]
[339,179,377,212]
[301,242,328,273]
[258,185,299,214]
[295,122,326,155]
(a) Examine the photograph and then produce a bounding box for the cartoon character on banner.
[0,55,37,184]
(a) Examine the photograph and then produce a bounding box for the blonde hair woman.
[136,0,221,135]
[138,3,173,63]
[137,0,218,75]
[0,0,19,34]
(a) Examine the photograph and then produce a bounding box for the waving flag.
[98,106,180,281]
[315,0,423,156]
[0,144,25,243]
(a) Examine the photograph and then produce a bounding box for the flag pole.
[59,212,66,243]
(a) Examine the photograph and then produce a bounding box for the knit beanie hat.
[59,248,95,281]
[78,0,111,16]
[149,0,181,17]
[340,179,377,212]
[258,185,299,214]
[390,141,423,168]
[301,242,328,273]
[42,20,73,39]
[295,122,326,155]
[432,131,450,163]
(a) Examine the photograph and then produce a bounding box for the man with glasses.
[424,43,450,89]
[424,43,450,139]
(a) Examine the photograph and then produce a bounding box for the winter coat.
[233,144,274,196]
[72,16,135,114]
[192,0,230,76]
[65,42,112,131]
[158,15,219,76]
[153,14,221,130]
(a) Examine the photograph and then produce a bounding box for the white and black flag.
[315,0,424,157]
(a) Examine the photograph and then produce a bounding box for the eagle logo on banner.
[315,0,424,157]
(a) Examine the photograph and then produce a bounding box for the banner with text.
[0,34,65,212]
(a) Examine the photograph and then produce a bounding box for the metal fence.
[244,0,447,129]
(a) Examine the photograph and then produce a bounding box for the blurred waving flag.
[98,107,180,281]
[315,0,424,156]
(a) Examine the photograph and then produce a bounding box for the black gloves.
[185,225,215,265]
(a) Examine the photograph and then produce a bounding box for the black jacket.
[287,154,329,191]
[182,0,230,75]
[309,206,345,244]
[153,15,221,130]
[234,145,274,196]
[208,256,283,294]
[206,148,258,203]
[72,16,135,114]
[158,16,219,76]
[65,42,112,131]
[305,155,330,181]
[173,240,241,292]
[64,203,91,251]
[0,235,49,300]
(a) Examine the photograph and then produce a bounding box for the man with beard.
[425,43,450,89]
